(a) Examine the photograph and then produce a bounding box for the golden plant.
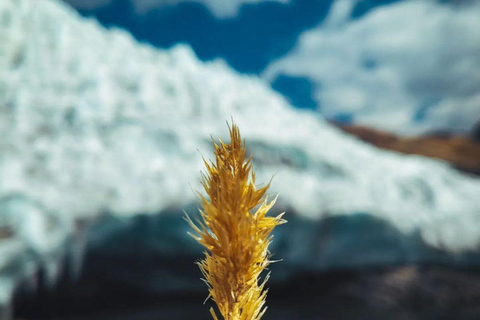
[186,123,286,320]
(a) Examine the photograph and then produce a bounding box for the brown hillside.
[336,124,480,176]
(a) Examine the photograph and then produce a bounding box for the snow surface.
[1,0,480,305]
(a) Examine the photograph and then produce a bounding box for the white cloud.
[131,0,290,17]
[264,0,480,135]
[323,0,359,27]
[63,0,290,18]
[63,0,113,10]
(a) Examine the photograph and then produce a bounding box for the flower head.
[186,123,285,320]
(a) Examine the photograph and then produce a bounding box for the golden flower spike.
[186,122,286,320]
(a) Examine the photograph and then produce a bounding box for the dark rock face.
[270,266,480,320]
[14,266,480,320]
[335,124,480,176]
[13,212,480,320]
[472,121,480,142]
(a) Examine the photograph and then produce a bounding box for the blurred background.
[1,0,480,319]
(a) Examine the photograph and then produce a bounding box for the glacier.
[1,0,480,316]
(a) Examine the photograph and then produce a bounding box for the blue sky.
[63,0,480,136]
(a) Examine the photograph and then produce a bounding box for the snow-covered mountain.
[1,0,480,314]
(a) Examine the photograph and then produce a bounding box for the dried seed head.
[186,123,286,320]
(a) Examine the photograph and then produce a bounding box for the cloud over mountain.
[265,0,480,135]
